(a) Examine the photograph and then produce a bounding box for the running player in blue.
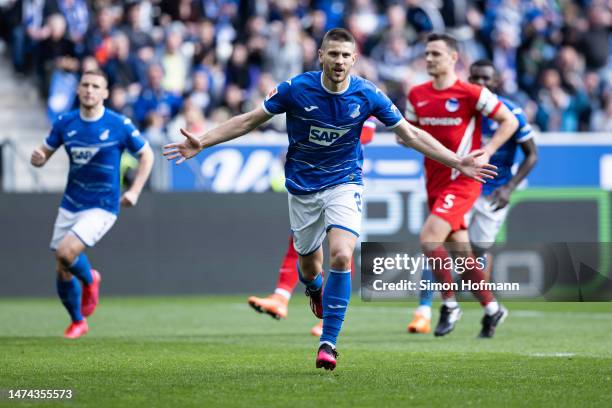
[163,28,497,370]
[407,60,538,337]
[30,69,154,339]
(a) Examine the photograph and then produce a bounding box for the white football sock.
[416,305,432,319]
[442,297,459,309]
[484,301,500,316]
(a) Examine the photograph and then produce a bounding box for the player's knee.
[330,249,351,270]
[55,246,78,267]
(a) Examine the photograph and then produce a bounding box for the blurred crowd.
[1,0,612,142]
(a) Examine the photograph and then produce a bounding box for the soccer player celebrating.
[164,28,496,370]
[406,59,538,337]
[402,33,519,338]
[30,70,154,339]
[247,119,376,338]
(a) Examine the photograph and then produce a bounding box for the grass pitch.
[1,296,611,407]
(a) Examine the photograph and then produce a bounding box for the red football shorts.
[427,180,481,231]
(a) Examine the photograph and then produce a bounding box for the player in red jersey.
[247,118,376,337]
[402,33,518,338]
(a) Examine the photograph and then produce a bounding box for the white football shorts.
[50,207,117,250]
[288,183,364,256]
[466,195,510,248]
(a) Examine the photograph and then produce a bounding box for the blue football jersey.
[44,109,148,214]
[263,71,403,194]
[481,96,534,196]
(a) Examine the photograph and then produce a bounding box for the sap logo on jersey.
[308,126,350,146]
[70,147,100,164]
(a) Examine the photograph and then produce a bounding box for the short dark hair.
[321,28,355,49]
[426,33,459,52]
[471,59,495,70]
[81,69,108,85]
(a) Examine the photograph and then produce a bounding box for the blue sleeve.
[262,80,293,115]
[370,87,403,128]
[511,106,534,143]
[121,117,147,155]
[44,116,65,150]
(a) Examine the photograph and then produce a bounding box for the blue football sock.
[297,262,323,291]
[68,253,92,285]
[57,277,83,322]
[419,268,434,307]
[320,269,351,347]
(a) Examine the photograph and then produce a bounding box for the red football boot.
[63,319,88,339]
[81,269,101,317]
[316,343,338,371]
[305,287,323,319]
[247,294,289,320]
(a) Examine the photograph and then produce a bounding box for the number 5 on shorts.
[443,194,455,209]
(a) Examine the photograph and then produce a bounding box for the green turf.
[1,296,611,407]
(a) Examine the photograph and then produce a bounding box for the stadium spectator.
[301,34,319,72]
[39,13,79,120]
[167,99,208,144]
[104,32,140,94]
[108,84,134,119]
[365,3,416,55]
[6,0,48,74]
[583,71,606,131]
[578,4,611,72]
[591,95,612,132]
[265,18,303,83]
[348,0,380,38]
[535,68,583,132]
[216,82,246,117]
[133,63,182,127]
[191,19,216,67]
[80,54,99,73]
[121,1,154,52]
[371,32,417,85]
[160,27,189,94]
[53,0,89,56]
[84,6,116,66]
[305,9,327,46]
[2,0,612,134]
[224,42,254,91]
[185,69,214,117]
[406,0,446,35]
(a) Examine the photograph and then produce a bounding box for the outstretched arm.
[30,145,56,167]
[393,119,497,183]
[163,107,272,164]
[121,144,154,207]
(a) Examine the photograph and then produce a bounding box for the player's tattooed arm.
[393,119,497,183]
[163,107,272,164]
[30,145,55,168]
[121,144,154,207]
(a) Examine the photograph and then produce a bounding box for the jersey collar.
[80,107,105,122]
[320,72,351,95]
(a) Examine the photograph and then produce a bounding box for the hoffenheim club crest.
[348,103,361,119]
